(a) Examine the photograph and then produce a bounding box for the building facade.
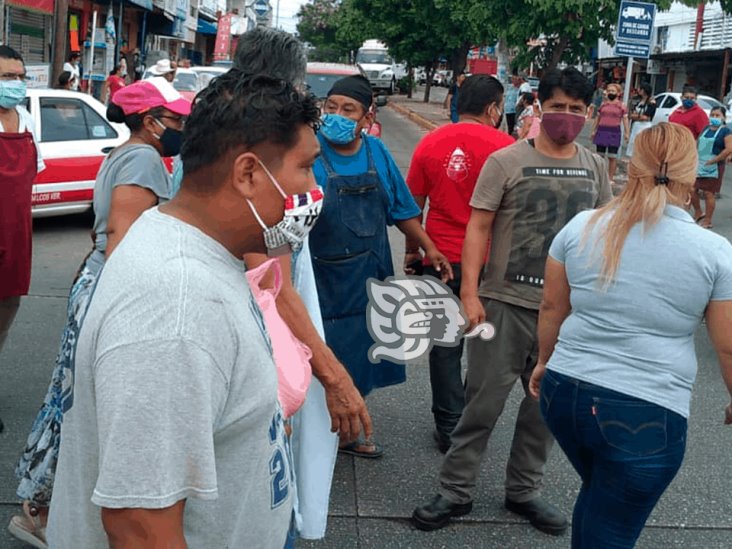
[597,1,731,100]
[0,0,272,89]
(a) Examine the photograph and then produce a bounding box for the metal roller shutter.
[8,8,51,63]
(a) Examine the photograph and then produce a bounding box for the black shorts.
[596,145,619,156]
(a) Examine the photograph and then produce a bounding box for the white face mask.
[246,160,324,257]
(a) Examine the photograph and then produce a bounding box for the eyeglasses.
[158,115,186,127]
[0,72,26,81]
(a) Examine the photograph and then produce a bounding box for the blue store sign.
[615,0,656,59]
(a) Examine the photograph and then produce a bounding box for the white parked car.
[652,92,732,126]
[143,67,200,102]
[190,66,229,90]
[22,89,130,218]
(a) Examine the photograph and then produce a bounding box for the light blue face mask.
[0,79,27,109]
[320,113,358,145]
[710,117,723,127]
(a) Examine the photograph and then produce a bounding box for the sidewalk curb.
[388,101,440,131]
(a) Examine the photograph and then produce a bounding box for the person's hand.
[424,247,453,281]
[705,159,716,166]
[461,293,485,332]
[624,133,630,143]
[725,402,732,425]
[403,251,423,275]
[324,374,373,443]
[529,362,547,400]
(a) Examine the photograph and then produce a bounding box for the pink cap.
[112,78,192,117]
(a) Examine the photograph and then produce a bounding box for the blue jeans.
[424,264,464,440]
[540,370,687,549]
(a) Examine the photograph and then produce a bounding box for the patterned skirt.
[15,261,98,505]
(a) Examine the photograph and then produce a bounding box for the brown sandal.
[339,438,384,459]
[7,502,47,549]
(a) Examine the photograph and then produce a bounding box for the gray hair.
[233,27,307,86]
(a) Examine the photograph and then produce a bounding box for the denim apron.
[697,126,722,179]
[309,135,405,396]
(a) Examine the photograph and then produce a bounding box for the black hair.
[682,85,697,96]
[711,105,727,118]
[233,27,306,86]
[181,71,320,177]
[457,74,504,116]
[109,65,121,76]
[58,71,73,88]
[0,45,23,63]
[519,92,534,106]
[640,82,652,97]
[538,67,593,106]
[69,52,80,61]
[106,103,164,132]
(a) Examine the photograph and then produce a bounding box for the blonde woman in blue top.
[529,123,732,548]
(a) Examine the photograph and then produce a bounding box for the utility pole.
[52,0,69,84]
[0,0,5,45]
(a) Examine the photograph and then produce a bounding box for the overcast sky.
[271,0,305,33]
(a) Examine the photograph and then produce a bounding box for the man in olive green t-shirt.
[413,67,612,536]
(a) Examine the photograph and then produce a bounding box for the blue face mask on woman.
[710,118,723,127]
[320,113,359,145]
[0,80,27,109]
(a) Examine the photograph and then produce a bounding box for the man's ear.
[230,152,260,200]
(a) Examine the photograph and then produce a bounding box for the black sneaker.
[505,497,568,536]
[412,494,473,531]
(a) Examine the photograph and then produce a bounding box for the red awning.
[6,0,54,15]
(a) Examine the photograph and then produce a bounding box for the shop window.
[656,26,669,51]
[40,97,117,142]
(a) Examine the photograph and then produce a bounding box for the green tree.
[338,0,484,101]
[296,0,348,62]
[469,0,728,72]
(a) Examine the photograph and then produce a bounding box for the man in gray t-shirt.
[413,68,611,536]
[48,73,323,547]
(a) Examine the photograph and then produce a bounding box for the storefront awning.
[197,18,217,35]
[5,0,53,15]
[127,0,153,10]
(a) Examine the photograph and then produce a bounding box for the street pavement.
[1,107,731,548]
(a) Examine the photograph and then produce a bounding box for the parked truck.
[355,40,398,95]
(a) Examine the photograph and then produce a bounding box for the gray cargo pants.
[438,298,554,504]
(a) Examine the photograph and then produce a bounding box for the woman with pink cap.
[8,77,190,548]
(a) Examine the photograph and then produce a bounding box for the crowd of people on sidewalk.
[1,26,732,549]
[52,49,190,106]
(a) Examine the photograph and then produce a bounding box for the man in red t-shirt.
[405,74,514,453]
[669,85,709,140]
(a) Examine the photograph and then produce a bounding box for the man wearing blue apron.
[310,75,452,458]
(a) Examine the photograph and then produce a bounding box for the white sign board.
[25,64,51,89]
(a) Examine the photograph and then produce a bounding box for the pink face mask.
[541,112,586,145]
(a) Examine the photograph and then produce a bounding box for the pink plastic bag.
[246,258,313,418]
